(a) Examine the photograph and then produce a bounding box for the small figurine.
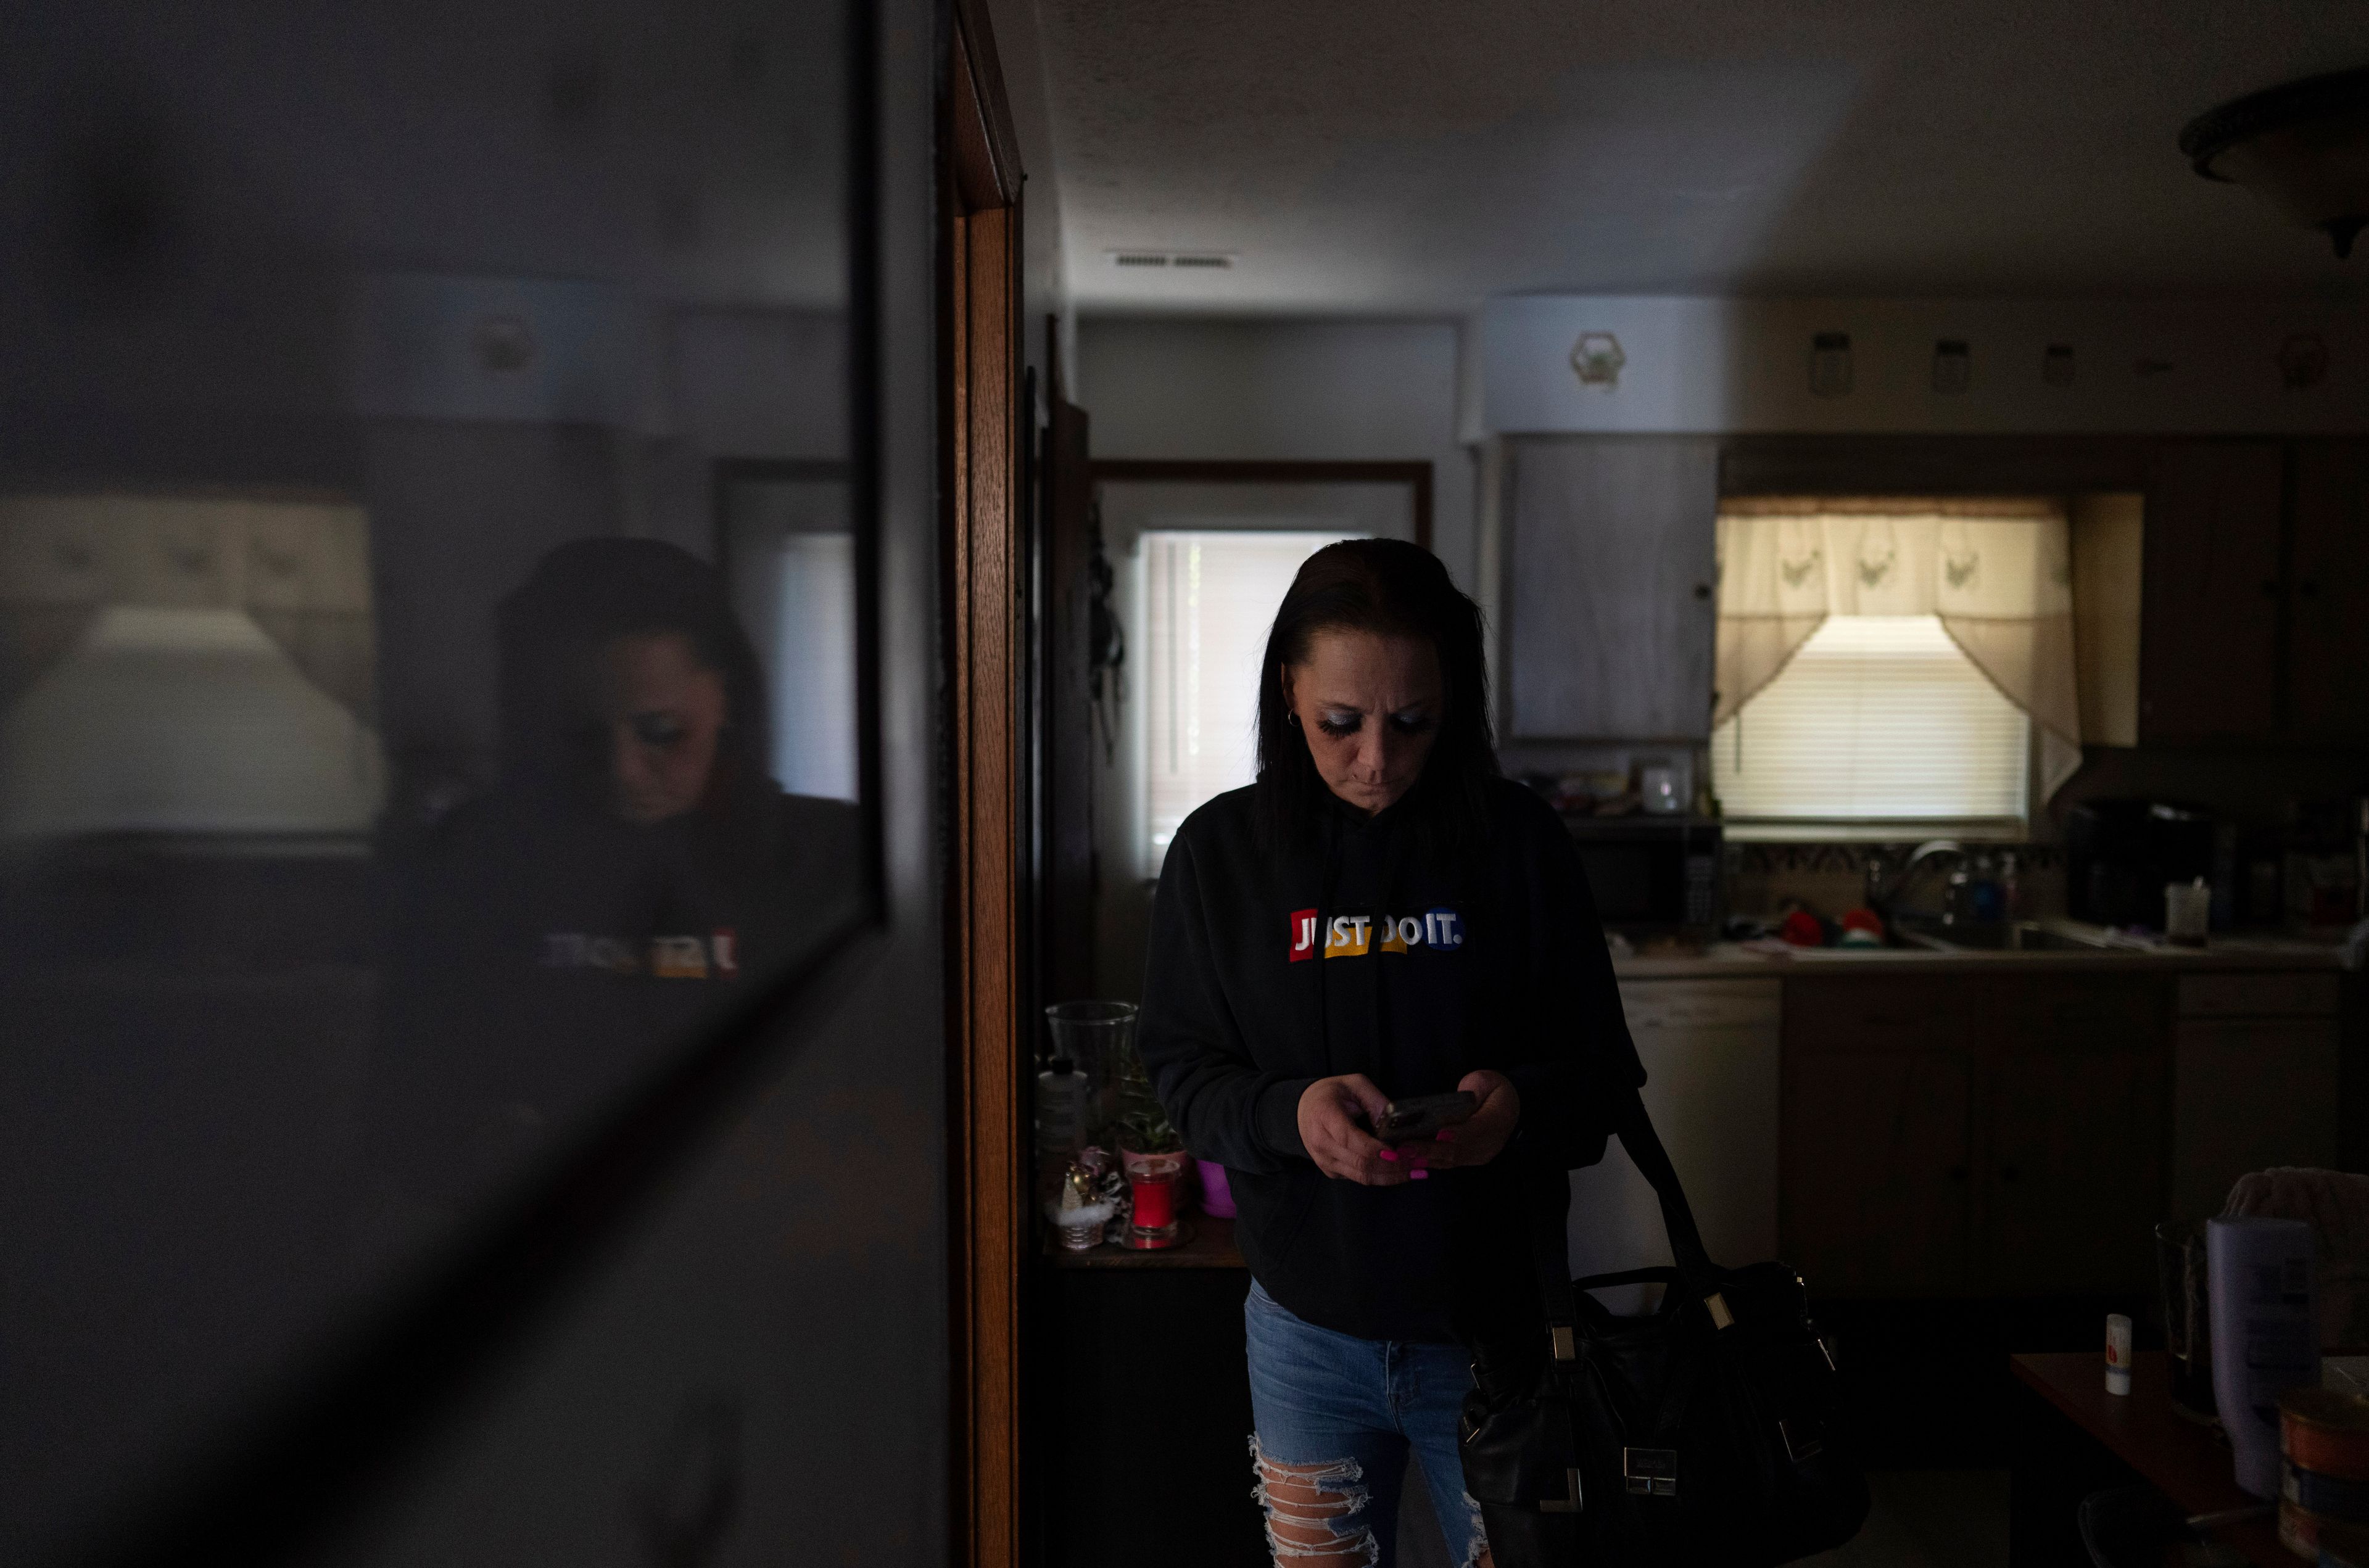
[1045,1158,1116,1251]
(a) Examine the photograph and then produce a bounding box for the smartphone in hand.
[1373,1091,1479,1144]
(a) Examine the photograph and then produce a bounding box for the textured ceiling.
[1034,0,2369,314]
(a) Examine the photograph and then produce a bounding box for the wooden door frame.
[941,2,1027,1564]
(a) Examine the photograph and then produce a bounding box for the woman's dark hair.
[494,537,769,796]
[1253,537,1498,847]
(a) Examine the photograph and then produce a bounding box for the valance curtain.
[0,493,378,727]
[1715,497,2083,798]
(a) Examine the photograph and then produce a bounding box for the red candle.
[1131,1174,1176,1231]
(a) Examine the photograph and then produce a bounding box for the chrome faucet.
[1865,840,1964,922]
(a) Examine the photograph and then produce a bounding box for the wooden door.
[1983,1046,2165,1294]
[2289,440,2369,743]
[1503,436,1719,740]
[2140,442,2285,743]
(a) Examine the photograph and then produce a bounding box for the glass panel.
[0,4,869,1562]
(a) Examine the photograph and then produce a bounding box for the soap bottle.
[1969,852,2004,924]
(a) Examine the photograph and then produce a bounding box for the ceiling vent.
[1106,250,1235,270]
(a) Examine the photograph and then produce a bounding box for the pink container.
[1196,1159,1236,1218]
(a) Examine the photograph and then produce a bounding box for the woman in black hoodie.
[1139,538,1639,1568]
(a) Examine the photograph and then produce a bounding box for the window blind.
[1143,530,1358,864]
[1711,614,2029,828]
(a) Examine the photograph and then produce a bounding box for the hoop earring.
[1287,712,1302,729]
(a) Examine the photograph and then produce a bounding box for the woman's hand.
[1399,1070,1520,1171]
[1296,1075,1408,1186]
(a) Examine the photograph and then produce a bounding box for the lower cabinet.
[2170,972,2344,1221]
[1780,975,2168,1298]
[1784,1044,1976,1296]
[1984,1042,2165,1294]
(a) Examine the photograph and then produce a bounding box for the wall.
[1475,295,2369,437]
[983,0,1077,406]
[1079,318,1476,587]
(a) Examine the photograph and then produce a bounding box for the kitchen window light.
[1711,614,2032,837]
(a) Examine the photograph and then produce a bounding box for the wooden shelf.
[1041,1214,1247,1269]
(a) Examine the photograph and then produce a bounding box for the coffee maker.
[2065,799,2217,930]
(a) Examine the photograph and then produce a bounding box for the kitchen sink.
[1894,918,2123,953]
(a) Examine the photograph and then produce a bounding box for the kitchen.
[1012,12,2369,1565]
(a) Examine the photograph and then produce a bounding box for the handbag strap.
[1609,1087,1715,1278]
[1530,1085,1719,1357]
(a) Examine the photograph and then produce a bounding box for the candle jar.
[1119,1147,1191,1250]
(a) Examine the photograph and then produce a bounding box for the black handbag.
[1459,1088,1869,1567]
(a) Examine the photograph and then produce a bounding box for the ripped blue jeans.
[1244,1279,1490,1568]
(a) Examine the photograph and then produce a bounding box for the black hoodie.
[1139,775,1642,1343]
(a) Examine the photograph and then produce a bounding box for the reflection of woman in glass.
[365,538,860,1226]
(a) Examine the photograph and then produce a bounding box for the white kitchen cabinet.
[2172,972,2342,1221]
[1503,436,1720,741]
[1569,979,1781,1311]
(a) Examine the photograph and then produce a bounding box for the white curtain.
[1716,498,2083,798]
[0,493,378,726]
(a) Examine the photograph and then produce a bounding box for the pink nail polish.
[1378,1149,1398,1162]
[1410,1169,1430,1181]
[1435,1129,1455,1142]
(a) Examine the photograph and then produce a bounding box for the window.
[1712,614,2030,833]
[0,493,385,840]
[1141,530,1358,863]
[719,468,860,803]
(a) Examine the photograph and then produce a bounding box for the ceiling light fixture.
[2180,66,2369,258]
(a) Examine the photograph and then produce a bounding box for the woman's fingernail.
[1410,1169,1431,1181]
[1435,1129,1455,1142]
[1378,1149,1398,1162]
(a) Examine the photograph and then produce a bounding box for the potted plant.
[1111,1036,1189,1248]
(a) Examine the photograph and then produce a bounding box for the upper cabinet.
[2290,442,2369,744]
[2140,438,2369,746]
[1503,436,1719,740]
[2139,442,2286,745]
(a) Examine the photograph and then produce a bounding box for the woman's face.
[1283,629,1443,816]
[599,632,728,824]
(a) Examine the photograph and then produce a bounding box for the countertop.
[2011,1350,2283,1568]
[1611,926,2352,980]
